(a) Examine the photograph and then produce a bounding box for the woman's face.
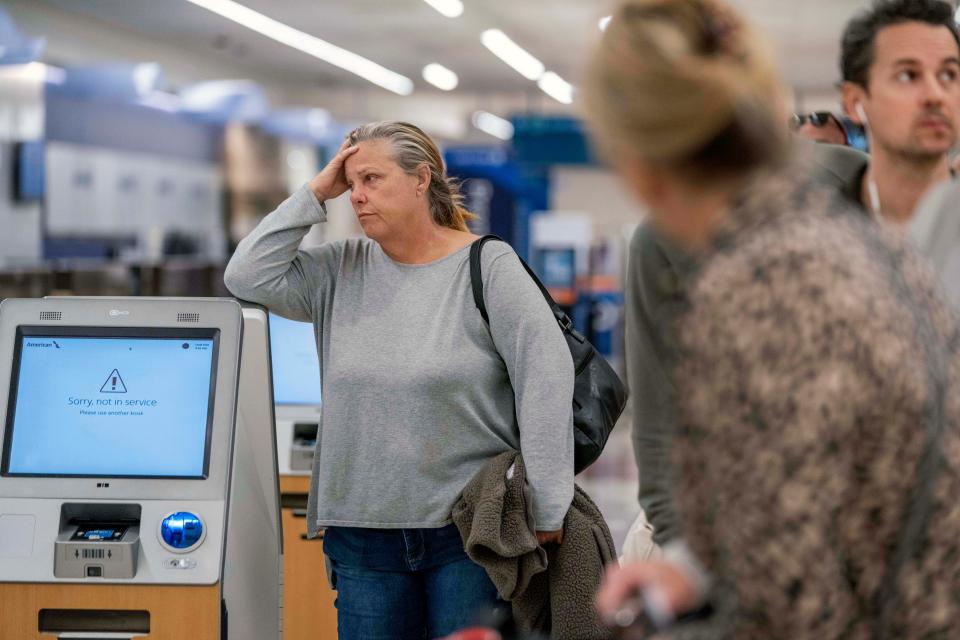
[343,140,426,242]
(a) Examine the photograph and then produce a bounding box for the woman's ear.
[416,163,431,195]
[620,156,665,209]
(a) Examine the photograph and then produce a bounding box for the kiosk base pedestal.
[0,583,220,639]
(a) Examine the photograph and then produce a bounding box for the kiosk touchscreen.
[270,312,321,475]
[4,331,216,480]
[0,297,280,640]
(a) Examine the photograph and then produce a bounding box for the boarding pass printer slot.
[54,503,140,580]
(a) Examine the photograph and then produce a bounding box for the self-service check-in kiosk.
[270,313,321,477]
[0,297,281,640]
[268,312,337,640]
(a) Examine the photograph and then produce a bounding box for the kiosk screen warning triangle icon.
[100,369,128,394]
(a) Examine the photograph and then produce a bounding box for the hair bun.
[583,0,786,176]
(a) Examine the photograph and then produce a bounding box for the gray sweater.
[224,186,575,531]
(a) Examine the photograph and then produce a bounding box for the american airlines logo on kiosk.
[25,341,58,349]
[109,309,130,317]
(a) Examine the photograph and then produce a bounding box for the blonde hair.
[347,121,477,232]
[583,0,787,181]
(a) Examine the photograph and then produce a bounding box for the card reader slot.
[38,608,150,633]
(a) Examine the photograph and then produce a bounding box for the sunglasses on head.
[789,112,838,129]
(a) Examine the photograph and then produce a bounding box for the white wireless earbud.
[855,102,869,127]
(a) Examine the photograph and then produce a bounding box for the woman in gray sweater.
[224,121,574,640]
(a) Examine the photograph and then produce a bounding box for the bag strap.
[469,235,500,325]
[469,235,581,339]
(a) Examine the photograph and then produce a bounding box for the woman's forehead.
[345,139,395,176]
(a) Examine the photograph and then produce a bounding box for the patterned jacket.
[671,167,960,639]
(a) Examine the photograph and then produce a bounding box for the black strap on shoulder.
[469,235,503,325]
[469,234,579,337]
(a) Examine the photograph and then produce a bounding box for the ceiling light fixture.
[480,29,575,105]
[537,71,574,105]
[472,111,514,140]
[422,63,459,91]
[182,0,413,95]
[480,29,545,81]
[422,0,464,18]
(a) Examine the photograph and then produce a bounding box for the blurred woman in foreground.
[585,1,960,637]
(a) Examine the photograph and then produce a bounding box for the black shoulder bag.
[469,235,628,474]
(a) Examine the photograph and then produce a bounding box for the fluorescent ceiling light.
[537,71,574,105]
[472,110,514,140]
[422,0,464,18]
[599,15,612,31]
[182,0,413,95]
[480,29,545,81]
[422,115,467,140]
[422,63,459,91]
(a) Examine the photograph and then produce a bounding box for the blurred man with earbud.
[841,0,960,227]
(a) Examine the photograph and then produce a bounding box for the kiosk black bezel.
[1,325,220,479]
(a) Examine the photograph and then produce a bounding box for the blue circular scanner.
[159,512,204,552]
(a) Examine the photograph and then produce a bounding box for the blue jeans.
[323,523,504,639]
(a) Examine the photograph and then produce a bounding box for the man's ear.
[841,81,868,126]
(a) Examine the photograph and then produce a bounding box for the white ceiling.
[29,0,890,99]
